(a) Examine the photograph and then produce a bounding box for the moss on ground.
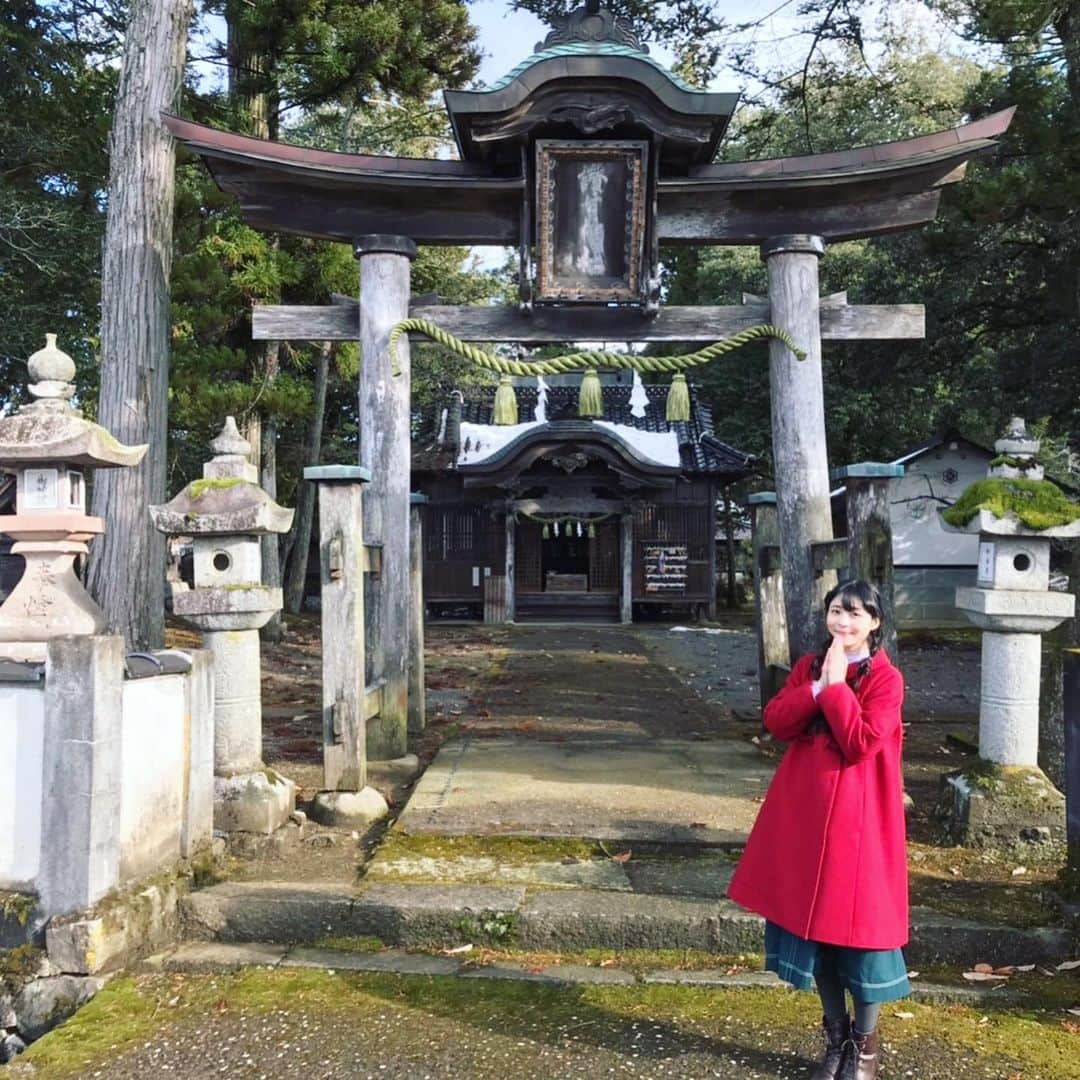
[18,969,1080,1079]
[942,477,1080,530]
[374,830,605,866]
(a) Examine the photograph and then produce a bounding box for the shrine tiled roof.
[412,382,755,478]
[482,41,700,95]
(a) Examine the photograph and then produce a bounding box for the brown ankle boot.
[810,1015,850,1080]
[840,1026,880,1080]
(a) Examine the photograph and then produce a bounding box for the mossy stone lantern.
[0,334,147,660]
[150,417,296,835]
[940,418,1080,846]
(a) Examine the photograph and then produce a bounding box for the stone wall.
[894,566,976,628]
[0,639,214,936]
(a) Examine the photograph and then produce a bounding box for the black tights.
[816,961,883,1034]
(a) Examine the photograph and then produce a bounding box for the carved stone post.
[409,493,427,732]
[761,234,835,658]
[749,492,790,708]
[356,234,416,762]
[835,462,903,662]
[620,510,634,624]
[304,465,389,827]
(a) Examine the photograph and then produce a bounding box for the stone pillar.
[761,234,835,659]
[834,462,903,662]
[38,635,124,917]
[409,493,427,732]
[620,511,634,624]
[1063,649,1080,890]
[180,648,215,859]
[749,492,790,708]
[980,631,1042,765]
[207,629,262,775]
[504,511,516,624]
[304,465,389,828]
[356,234,416,762]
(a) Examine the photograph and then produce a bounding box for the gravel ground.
[10,972,1045,1080]
[635,615,980,723]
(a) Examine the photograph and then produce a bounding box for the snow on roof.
[458,421,541,466]
[594,422,680,467]
[456,420,681,469]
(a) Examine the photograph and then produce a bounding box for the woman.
[728,580,908,1080]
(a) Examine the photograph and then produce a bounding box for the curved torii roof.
[163,107,1015,246]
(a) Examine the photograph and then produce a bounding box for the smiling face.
[826,594,881,655]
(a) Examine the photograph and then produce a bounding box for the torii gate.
[165,1,1013,769]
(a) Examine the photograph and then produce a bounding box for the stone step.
[151,940,1024,1006]
[180,881,1074,967]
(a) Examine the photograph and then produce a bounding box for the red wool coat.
[727,650,908,949]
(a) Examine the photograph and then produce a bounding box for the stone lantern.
[0,334,146,660]
[941,418,1079,846]
[150,417,296,834]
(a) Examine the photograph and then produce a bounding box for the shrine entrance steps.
[514,592,619,623]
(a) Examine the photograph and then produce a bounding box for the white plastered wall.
[119,674,187,882]
[0,683,45,890]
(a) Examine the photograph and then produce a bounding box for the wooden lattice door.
[589,520,619,592]
[516,519,542,593]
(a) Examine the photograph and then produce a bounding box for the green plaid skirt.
[765,921,911,1003]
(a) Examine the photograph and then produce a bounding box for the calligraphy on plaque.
[644,544,688,592]
[23,468,59,510]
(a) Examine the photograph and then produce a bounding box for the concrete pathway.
[397,625,774,844]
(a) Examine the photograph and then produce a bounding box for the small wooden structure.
[413,380,754,622]
[165,2,1014,751]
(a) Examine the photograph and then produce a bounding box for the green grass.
[19,969,1080,1078]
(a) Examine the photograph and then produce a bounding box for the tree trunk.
[284,341,332,615]
[87,0,193,651]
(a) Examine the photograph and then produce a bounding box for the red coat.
[728,649,908,949]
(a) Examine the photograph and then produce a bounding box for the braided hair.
[809,579,886,692]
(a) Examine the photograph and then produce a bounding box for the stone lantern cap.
[0,334,148,469]
[940,417,1080,539]
[150,416,294,537]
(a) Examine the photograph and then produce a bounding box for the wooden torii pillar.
[355,234,415,763]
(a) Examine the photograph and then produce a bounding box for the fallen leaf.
[1061,1020,1080,1035]
[964,972,1008,982]
[1012,866,1028,876]
[893,1011,915,1020]
[949,867,961,876]
[689,822,708,829]
[993,966,1017,976]
[598,959,617,968]
[974,963,994,974]
[610,850,632,864]
[1016,964,1036,972]
[444,944,473,955]
[979,1016,990,1025]
[1067,1008,1080,1017]
[1056,959,1080,971]
[906,970,920,979]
